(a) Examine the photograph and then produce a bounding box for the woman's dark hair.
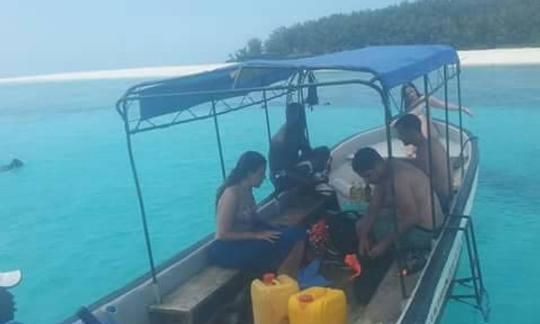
[216,151,266,204]
[401,82,422,112]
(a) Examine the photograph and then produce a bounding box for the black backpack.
[326,211,361,255]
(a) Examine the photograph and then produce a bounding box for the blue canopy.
[128,45,459,120]
[247,45,458,88]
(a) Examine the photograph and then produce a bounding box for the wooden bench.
[148,266,243,324]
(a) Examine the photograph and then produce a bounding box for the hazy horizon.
[1,0,400,78]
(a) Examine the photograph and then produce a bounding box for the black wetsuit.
[269,125,330,192]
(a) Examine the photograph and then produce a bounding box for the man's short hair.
[394,113,421,133]
[352,147,382,173]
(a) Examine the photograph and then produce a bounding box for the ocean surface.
[1,66,539,324]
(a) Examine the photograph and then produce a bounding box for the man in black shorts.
[269,103,330,193]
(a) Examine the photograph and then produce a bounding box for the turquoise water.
[0,66,539,323]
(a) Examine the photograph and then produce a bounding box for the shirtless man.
[352,147,443,258]
[394,114,451,210]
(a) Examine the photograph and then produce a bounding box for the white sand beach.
[1,47,539,85]
[459,47,540,66]
[0,64,229,85]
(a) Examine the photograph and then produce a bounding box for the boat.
[63,45,489,324]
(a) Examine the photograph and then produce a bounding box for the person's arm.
[368,178,419,257]
[428,96,474,117]
[298,132,312,157]
[356,184,385,255]
[216,189,280,242]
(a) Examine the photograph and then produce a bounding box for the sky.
[0,0,401,77]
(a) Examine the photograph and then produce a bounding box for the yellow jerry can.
[288,287,347,324]
[251,273,300,324]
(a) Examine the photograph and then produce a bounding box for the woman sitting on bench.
[209,151,306,276]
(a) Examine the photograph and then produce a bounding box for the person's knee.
[280,227,307,244]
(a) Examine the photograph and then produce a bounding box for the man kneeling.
[352,147,443,258]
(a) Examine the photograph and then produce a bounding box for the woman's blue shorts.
[209,226,306,273]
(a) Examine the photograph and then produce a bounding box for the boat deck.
[354,263,421,323]
[315,242,422,324]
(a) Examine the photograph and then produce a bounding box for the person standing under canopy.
[401,82,473,138]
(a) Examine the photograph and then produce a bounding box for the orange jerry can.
[251,273,300,324]
[288,287,347,324]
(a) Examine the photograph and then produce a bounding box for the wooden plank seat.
[149,266,243,324]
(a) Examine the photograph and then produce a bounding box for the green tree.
[230,0,540,61]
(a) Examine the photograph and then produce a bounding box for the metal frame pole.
[298,71,305,106]
[382,92,408,299]
[423,75,438,235]
[212,100,226,180]
[262,90,272,145]
[297,71,311,144]
[121,102,161,303]
[457,64,465,179]
[443,66,453,208]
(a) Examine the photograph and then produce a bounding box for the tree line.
[230,0,540,61]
